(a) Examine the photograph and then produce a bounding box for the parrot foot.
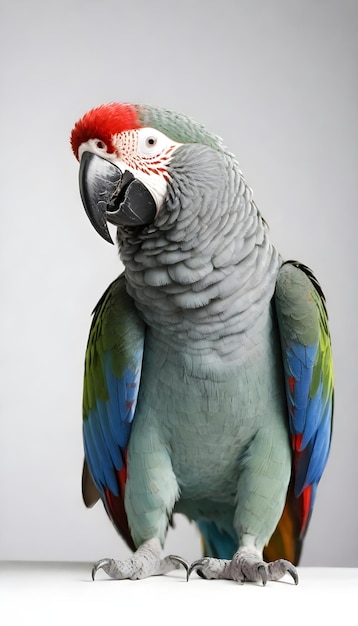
[91,537,189,580]
[188,547,298,586]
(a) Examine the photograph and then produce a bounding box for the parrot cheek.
[79,151,157,243]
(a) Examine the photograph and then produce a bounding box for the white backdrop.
[1,0,357,566]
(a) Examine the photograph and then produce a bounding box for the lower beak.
[79,151,157,244]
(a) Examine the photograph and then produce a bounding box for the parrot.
[70,102,333,585]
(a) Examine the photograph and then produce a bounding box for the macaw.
[70,103,333,584]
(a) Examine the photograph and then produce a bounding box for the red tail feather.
[104,464,135,552]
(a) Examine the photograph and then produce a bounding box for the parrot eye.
[137,129,163,156]
[135,127,180,161]
[145,136,157,148]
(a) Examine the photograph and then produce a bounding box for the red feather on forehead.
[70,102,141,160]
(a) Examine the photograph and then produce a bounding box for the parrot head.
[70,102,224,243]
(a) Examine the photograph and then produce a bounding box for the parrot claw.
[284,562,299,585]
[187,558,209,580]
[187,550,299,585]
[187,558,237,582]
[90,539,189,581]
[92,558,112,581]
[167,555,190,578]
[258,564,268,586]
[91,554,188,581]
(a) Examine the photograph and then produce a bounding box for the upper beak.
[79,151,157,244]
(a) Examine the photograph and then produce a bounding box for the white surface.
[0,0,357,566]
[1,562,357,626]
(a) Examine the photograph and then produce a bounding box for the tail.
[197,520,237,560]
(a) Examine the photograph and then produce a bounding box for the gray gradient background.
[1,0,357,566]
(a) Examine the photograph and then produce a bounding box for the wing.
[264,261,334,565]
[82,273,145,550]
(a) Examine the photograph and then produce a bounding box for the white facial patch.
[112,128,182,211]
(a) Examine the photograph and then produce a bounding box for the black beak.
[79,151,157,244]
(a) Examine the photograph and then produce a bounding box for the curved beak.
[79,151,157,244]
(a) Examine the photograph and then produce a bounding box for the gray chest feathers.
[118,144,280,354]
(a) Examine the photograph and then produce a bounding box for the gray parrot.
[70,102,333,584]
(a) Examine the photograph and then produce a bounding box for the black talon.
[92,558,111,581]
[287,564,299,585]
[168,555,190,578]
[187,558,209,581]
[276,559,299,585]
[258,564,268,586]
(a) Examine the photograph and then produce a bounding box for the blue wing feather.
[285,343,318,432]
[82,275,145,546]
